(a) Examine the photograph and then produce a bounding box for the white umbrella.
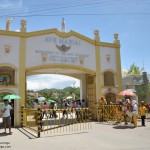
[66,96,72,99]
[38,97,46,101]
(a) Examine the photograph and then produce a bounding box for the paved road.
[0,119,150,150]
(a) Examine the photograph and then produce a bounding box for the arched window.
[104,71,114,86]
[0,66,15,85]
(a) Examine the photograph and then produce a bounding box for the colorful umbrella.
[118,90,136,96]
[66,96,72,99]
[3,94,21,100]
[47,99,55,103]
[38,97,46,101]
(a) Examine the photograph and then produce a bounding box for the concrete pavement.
[0,119,150,150]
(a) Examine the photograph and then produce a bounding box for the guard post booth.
[0,19,122,127]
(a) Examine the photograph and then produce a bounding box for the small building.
[122,72,149,103]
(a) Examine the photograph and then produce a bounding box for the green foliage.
[26,95,35,108]
[128,63,144,75]
[0,94,4,102]
[26,86,80,107]
[136,84,149,102]
[122,63,149,102]
[0,94,7,102]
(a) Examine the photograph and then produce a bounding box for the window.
[104,71,114,86]
[0,66,15,85]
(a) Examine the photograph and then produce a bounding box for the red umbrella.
[118,90,136,96]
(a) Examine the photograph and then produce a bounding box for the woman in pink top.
[42,102,48,118]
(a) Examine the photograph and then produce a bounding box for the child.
[139,101,147,126]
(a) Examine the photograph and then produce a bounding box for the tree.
[26,87,80,108]
[0,94,5,102]
[136,84,149,102]
[128,63,144,75]
[123,63,149,102]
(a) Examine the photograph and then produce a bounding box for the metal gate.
[21,106,92,138]
[86,74,96,120]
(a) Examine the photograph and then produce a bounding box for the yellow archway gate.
[0,19,122,127]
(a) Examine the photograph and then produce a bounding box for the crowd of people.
[1,95,149,134]
[32,98,87,120]
[95,95,149,128]
[114,95,147,127]
[33,96,149,127]
[61,99,86,120]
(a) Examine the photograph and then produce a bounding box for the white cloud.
[27,74,80,90]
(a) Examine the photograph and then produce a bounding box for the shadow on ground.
[113,125,136,129]
[0,132,12,137]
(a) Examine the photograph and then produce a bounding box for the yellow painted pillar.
[94,30,102,102]
[17,20,27,126]
[114,33,122,93]
[19,39,26,106]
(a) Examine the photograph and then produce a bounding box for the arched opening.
[0,66,15,86]
[104,71,115,86]
[26,74,81,108]
[25,65,96,119]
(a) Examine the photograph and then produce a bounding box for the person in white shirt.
[33,99,39,109]
[1,99,12,134]
[132,100,138,127]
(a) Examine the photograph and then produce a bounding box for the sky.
[0,0,150,90]
[27,74,80,91]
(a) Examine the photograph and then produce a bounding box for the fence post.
[37,105,42,138]
[21,105,24,127]
[87,108,92,129]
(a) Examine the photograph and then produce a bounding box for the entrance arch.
[0,24,122,126]
[26,64,96,118]
[26,64,95,75]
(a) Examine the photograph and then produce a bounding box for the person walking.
[1,99,12,134]
[62,99,69,119]
[132,100,138,127]
[53,102,58,118]
[42,102,48,119]
[139,101,147,126]
[49,102,54,118]
[33,99,39,109]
